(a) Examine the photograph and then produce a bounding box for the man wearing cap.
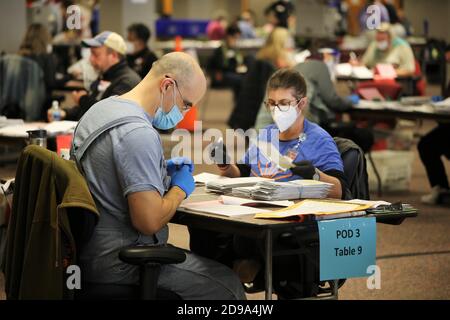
[48,31,141,121]
[355,23,415,77]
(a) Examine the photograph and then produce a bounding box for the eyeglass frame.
[164,75,193,111]
[264,97,305,112]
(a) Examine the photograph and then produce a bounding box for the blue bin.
[156,19,210,38]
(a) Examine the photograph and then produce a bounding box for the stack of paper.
[234,179,332,201]
[205,177,271,194]
[231,186,259,198]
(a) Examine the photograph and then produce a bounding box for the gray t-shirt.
[76,96,170,284]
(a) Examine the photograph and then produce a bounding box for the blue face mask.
[152,86,184,130]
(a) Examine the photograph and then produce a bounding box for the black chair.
[67,208,187,300]
[334,137,370,200]
[243,137,369,299]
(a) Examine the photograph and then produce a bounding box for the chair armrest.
[119,244,186,266]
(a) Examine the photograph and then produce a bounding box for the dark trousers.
[418,124,450,189]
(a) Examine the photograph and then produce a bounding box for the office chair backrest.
[0,55,46,121]
[334,137,370,200]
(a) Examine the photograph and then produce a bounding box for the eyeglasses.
[264,98,302,112]
[165,75,193,111]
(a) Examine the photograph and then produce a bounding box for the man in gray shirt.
[71,52,245,300]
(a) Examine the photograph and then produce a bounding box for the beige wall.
[171,0,240,21]
[100,0,123,34]
[0,0,27,53]
[100,0,157,44]
[404,0,450,42]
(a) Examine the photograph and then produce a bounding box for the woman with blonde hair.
[228,27,295,130]
[256,27,295,68]
[18,23,57,117]
[19,23,53,56]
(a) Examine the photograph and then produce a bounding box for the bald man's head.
[150,52,207,105]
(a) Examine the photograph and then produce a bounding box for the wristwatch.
[312,168,320,181]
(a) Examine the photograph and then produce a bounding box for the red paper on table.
[358,87,385,101]
[374,63,397,79]
[56,134,73,156]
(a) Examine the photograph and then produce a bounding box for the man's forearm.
[158,186,186,226]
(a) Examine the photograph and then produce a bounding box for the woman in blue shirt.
[190,69,348,293]
[216,68,346,199]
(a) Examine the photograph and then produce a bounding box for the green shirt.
[362,37,415,73]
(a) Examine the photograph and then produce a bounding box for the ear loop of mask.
[159,80,177,113]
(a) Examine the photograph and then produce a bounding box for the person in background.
[354,23,415,77]
[260,0,296,36]
[48,31,140,121]
[206,12,228,41]
[126,23,158,79]
[237,10,257,39]
[418,123,450,205]
[90,0,101,36]
[382,0,399,24]
[19,23,58,118]
[72,51,246,300]
[397,7,413,37]
[207,25,249,104]
[256,27,295,69]
[227,27,295,130]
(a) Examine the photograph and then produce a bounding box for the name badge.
[97,80,111,92]
[318,217,376,281]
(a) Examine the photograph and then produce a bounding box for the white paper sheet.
[194,173,230,184]
[180,200,269,217]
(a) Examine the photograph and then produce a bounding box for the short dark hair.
[266,68,307,99]
[226,24,241,37]
[127,23,151,43]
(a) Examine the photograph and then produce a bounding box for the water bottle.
[51,100,61,121]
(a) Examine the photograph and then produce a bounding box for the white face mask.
[271,106,300,132]
[377,40,389,51]
[125,41,135,54]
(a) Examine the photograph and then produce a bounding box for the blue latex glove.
[166,157,194,176]
[170,165,195,198]
[347,94,360,105]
